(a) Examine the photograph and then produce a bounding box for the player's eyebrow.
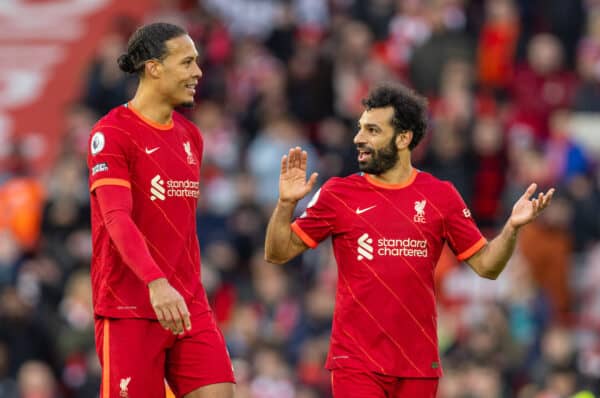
[182,55,197,63]
[358,122,382,131]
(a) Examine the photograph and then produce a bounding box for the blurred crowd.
[1,0,600,397]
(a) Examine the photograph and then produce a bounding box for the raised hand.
[509,183,555,230]
[279,146,318,204]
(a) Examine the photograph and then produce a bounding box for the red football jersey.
[87,104,209,319]
[291,169,486,377]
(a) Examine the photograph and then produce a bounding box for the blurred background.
[1,0,600,397]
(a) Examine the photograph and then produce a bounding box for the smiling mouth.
[185,82,197,92]
[358,149,372,162]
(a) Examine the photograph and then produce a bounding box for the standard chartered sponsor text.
[166,179,199,198]
[377,237,428,257]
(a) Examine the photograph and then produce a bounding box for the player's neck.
[368,157,414,186]
[129,86,174,126]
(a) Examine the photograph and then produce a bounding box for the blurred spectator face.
[528,34,564,76]
[304,285,335,322]
[473,116,503,156]
[98,33,127,78]
[0,342,9,379]
[485,0,517,23]
[64,105,97,158]
[430,123,464,161]
[339,21,372,61]
[0,230,20,271]
[205,240,238,272]
[228,304,260,349]
[252,258,287,305]
[441,59,473,90]
[437,368,464,398]
[398,0,425,16]
[543,369,577,398]
[17,361,57,398]
[548,109,571,139]
[541,326,574,366]
[60,271,93,330]
[466,365,503,398]
[537,196,572,229]
[250,347,294,398]
[0,287,31,322]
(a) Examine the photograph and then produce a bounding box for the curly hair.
[362,84,428,150]
[117,23,187,75]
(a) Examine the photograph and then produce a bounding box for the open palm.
[279,147,318,203]
[509,183,555,229]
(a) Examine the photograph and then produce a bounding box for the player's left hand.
[508,183,555,230]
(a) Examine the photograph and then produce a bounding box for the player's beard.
[179,101,195,109]
[358,134,399,175]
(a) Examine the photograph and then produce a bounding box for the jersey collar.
[363,168,418,189]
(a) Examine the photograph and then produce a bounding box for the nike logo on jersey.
[145,147,160,154]
[356,205,377,215]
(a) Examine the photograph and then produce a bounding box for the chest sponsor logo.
[183,141,197,165]
[414,200,426,223]
[357,233,374,260]
[356,233,428,260]
[150,174,199,201]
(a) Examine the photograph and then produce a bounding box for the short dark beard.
[358,134,399,175]
[179,101,195,109]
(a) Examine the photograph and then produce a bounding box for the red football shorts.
[331,368,438,398]
[95,310,235,398]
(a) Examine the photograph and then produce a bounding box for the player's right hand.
[279,146,318,204]
[148,278,192,335]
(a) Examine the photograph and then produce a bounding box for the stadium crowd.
[1,0,600,397]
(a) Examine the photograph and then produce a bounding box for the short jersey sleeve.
[443,183,487,260]
[87,126,132,192]
[291,181,338,248]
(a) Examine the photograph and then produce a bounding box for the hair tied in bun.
[117,53,135,73]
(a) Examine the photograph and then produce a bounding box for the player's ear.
[145,59,163,79]
[396,130,413,150]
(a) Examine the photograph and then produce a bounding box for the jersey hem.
[456,237,487,260]
[291,222,318,248]
[90,178,131,192]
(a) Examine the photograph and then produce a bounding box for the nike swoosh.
[145,147,160,154]
[356,205,376,215]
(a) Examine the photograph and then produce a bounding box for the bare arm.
[264,147,318,264]
[466,183,555,279]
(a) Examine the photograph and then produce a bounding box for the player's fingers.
[521,183,537,200]
[281,155,288,175]
[300,150,308,171]
[542,188,555,207]
[307,172,319,191]
[177,301,192,331]
[166,305,183,335]
[160,303,176,333]
[157,307,172,331]
[293,146,302,168]
[154,307,169,330]
[532,198,539,212]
